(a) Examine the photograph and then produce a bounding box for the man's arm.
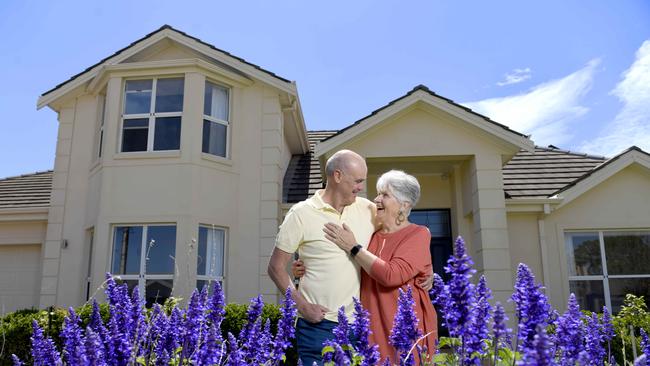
[267,247,329,323]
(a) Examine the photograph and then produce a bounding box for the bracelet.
[350,244,363,257]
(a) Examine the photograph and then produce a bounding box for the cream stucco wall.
[38,42,294,308]
[542,164,650,310]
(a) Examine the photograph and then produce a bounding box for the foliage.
[4,236,650,365]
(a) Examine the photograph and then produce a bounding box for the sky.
[0,0,649,179]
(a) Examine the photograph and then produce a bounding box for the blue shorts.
[296,318,337,366]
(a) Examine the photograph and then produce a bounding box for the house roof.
[548,146,650,207]
[283,132,608,203]
[314,85,533,158]
[0,171,53,210]
[504,147,606,199]
[39,25,293,109]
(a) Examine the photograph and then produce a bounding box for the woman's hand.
[323,222,357,252]
[292,259,305,278]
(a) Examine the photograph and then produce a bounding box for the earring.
[396,210,406,225]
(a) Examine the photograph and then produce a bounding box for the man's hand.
[416,272,434,292]
[292,259,306,278]
[298,302,330,323]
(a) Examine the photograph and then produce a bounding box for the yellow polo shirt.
[275,190,376,322]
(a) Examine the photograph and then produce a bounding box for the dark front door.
[409,209,453,281]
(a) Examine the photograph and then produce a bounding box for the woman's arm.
[323,223,431,287]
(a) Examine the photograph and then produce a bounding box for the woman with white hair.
[323,169,437,363]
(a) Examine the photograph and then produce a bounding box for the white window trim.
[202,81,231,159]
[110,223,177,301]
[119,77,184,153]
[97,94,106,159]
[197,224,227,291]
[565,229,650,312]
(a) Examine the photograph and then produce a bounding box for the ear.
[333,169,343,183]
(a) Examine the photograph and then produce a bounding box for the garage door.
[0,244,41,314]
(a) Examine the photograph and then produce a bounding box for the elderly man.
[267,149,376,366]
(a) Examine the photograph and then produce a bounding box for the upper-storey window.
[121,78,184,152]
[202,81,230,158]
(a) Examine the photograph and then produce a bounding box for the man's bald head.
[325,150,365,177]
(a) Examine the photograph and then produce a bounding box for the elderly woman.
[323,170,437,363]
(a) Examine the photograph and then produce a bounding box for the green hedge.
[0,302,297,366]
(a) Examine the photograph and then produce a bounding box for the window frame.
[97,94,106,159]
[119,77,184,153]
[110,223,177,304]
[565,229,650,312]
[202,80,231,159]
[196,224,227,292]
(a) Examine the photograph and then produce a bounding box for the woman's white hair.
[376,170,420,213]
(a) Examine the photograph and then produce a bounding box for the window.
[566,230,650,312]
[111,224,176,306]
[121,78,184,152]
[202,81,230,158]
[196,225,226,291]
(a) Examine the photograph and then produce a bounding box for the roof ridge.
[534,145,607,160]
[42,25,291,97]
[0,170,53,181]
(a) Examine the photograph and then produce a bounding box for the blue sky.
[1,0,649,179]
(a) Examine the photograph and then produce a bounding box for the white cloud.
[464,59,600,147]
[581,40,650,157]
[497,67,532,86]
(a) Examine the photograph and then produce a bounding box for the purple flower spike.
[30,320,62,366]
[465,275,492,364]
[493,302,511,349]
[208,281,226,327]
[351,297,380,366]
[555,293,583,364]
[585,312,606,364]
[272,287,298,363]
[444,236,476,340]
[389,286,421,366]
[226,332,245,366]
[11,355,23,366]
[61,307,87,365]
[518,325,557,366]
[640,328,650,364]
[334,306,351,346]
[511,263,551,353]
[84,326,107,366]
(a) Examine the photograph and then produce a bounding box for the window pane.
[145,279,173,307]
[115,279,139,295]
[111,226,143,275]
[566,233,601,276]
[569,280,605,313]
[153,117,181,151]
[204,82,229,121]
[409,211,450,238]
[608,278,650,313]
[197,280,222,295]
[124,80,152,114]
[145,226,176,274]
[122,118,149,152]
[198,226,225,277]
[202,120,227,157]
[155,78,184,113]
[604,232,650,275]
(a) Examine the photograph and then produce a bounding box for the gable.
[38,25,296,110]
[344,106,518,158]
[549,163,650,225]
[314,85,534,159]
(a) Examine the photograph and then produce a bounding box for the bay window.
[565,230,650,312]
[111,224,176,306]
[121,78,184,152]
[202,81,230,158]
[196,225,226,291]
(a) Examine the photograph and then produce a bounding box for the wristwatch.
[350,244,363,257]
